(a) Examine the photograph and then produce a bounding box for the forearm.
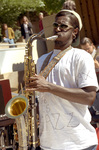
[47,82,96,106]
[27,75,96,106]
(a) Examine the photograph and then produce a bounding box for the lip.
[54,33,61,39]
[54,32,60,36]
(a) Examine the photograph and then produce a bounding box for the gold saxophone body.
[24,30,45,150]
[5,30,58,150]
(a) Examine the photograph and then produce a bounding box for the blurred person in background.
[80,37,99,78]
[21,16,33,43]
[39,12,44,31]
[2,23,15,47]
[62,0,76,11]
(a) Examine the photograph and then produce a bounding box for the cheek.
[91,47,94,52]
[86,50,90,53]
[66,30,74,40]
[60,30,73,38]
[88,47,92,53]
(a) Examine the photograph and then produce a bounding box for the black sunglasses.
[53,22,73,30]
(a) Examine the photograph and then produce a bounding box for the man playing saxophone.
[26,10,98,150]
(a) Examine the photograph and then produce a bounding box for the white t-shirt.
[23,23,29,33]
[36,47,98,150]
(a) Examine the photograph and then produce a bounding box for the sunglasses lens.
[60,24,68,29]
[53,22,73,30]
[53,22,58,28]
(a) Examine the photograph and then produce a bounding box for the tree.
[0,0,45,26]
[0,0,45,41]
[42,0,65,15]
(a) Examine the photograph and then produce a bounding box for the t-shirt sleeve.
[75,52,98,89]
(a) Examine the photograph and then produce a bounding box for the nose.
[55,26,61,32]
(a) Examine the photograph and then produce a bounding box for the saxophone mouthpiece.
[46,35,58,41]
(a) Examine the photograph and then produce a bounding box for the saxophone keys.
[28,56,32,59]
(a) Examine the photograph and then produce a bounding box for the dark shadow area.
[18,70,24,93]
[12,64,24,92]
[0,74,4,79]
[0,85,5,115]
[37,39,47,58]
[13,62,24,72]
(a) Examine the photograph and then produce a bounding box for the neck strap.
[39,46,72,79]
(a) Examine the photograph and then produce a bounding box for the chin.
[55,40,63,49]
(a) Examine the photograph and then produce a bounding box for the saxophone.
[24,30,44,150]
[5,30,58,150]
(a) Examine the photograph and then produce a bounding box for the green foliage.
[42,0,65,15]
[0,0,45,26]
[14,29,21,43]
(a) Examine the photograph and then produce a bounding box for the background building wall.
[75,0,99,45]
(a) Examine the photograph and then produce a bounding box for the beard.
[54,40,66,49]
[55,40,63,45]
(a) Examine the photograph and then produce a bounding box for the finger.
[30,74,44,79]
[26,83,37,88]
[26,88,35,91]
[29,76,38,81]
[30,74,38,78]
[29,82,37,86]
[26,87,39,91]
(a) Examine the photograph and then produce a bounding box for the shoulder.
[8,27,14,31]
[36,52,52,74]
[21,24,24,27]
[28,22,33,27]
[39,20,42,24]
[65,47,94,69]
[8,27,12,30]
[70,47,93,61]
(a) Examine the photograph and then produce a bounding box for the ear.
[73,28,79,35]
[91,43,95,49]
[72,28,79,39]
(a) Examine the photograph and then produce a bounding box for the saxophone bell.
[5,95,28,119]
[5,95,29,150]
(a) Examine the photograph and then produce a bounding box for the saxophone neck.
[26,31,58,47]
